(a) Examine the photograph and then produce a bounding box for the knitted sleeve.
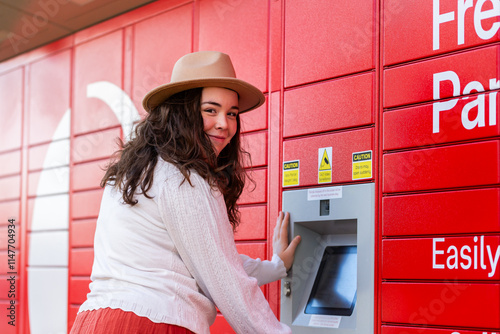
[158,171,291,334]
[239,254,287,286]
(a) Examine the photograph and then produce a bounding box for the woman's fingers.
[274,211,284,240]
[280,212,290,240]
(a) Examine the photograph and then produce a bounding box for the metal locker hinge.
[284,281,291,297]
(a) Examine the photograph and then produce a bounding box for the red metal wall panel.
[0,225,19,250]
[198,0,268,93]
[284,73,374,138]
[28,143,54,171]
[0,249,20,272]
[72,160,107,192]
[0,302,17,334]
[0,151,21,177]
[70,249,94,277]
[72,128,121,164]
[28,50,71,145]
[269,0,283,93]
[68,306,79,332]
[69,278,91,305]
[235,242,266,261]
[71,189,104,220]
[381,282,500,328]
[234,205,266,241]
[383,236,500,280]
[238,169,267,205]
[0,272,19,298]
[283,128,374,187]
[71,219,97,248]
[383,140,500,193]
[0,68,23,152]
[241,131,267,168]
[132,4,193,116]
[383,0,500,65]
[27,171,42,197]
[0,176,21,202]
[384,45,499,108]
[73,31,123,135]
[240,103,267,134]
[0,201,19,223]
[383,188,500,236]
[284,0,374,87]
[267,89,282,322]
[383,93,500,150]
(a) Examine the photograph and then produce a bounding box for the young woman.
[70,51,300,334]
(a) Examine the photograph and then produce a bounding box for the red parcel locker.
[284,73,374,138]
[284,0,374,87]
[383,188,500,236]
[383,0,500,65]
[384,45,500,109]
[381,282,500,328]
[382,236,500,280]
[0,0,499,333]
[383,140,500,193]
[382,0,500,333]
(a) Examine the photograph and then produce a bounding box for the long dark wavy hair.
[100,88,250,229]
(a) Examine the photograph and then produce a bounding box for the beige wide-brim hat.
[142,51,265,113]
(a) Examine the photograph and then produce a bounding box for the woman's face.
[200,87,239,156]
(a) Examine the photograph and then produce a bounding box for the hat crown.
[170,51,237,83]
[142,51,264,113]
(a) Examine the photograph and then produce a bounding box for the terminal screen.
[305,246,357,316]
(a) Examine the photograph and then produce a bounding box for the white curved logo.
[28,82,140,333]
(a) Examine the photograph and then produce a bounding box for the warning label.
[352,150,372,180]
[283,160,299,187]
[318,147,332,184]
[319,150,331,171]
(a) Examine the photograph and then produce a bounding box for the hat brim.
[142,78,265,113]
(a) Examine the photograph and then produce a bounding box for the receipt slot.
[281,183,374,333]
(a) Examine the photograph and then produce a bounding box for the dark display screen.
[305,246,357,316]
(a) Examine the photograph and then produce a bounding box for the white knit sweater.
[78,159,291,334]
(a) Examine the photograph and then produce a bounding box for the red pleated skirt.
[70,308,195,334]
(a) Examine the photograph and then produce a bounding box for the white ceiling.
[0,0,156,63]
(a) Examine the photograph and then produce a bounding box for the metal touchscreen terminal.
[280,183,374,333]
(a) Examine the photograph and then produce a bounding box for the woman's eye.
[204,108,216,114]
[228,112,238,117]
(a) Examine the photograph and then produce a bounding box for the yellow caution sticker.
[352,150,372,180]
[318,147,332,184]
[283,160,299,187]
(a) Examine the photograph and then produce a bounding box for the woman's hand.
[272,211,301,271]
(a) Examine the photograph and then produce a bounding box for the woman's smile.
[200,87,239,156]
